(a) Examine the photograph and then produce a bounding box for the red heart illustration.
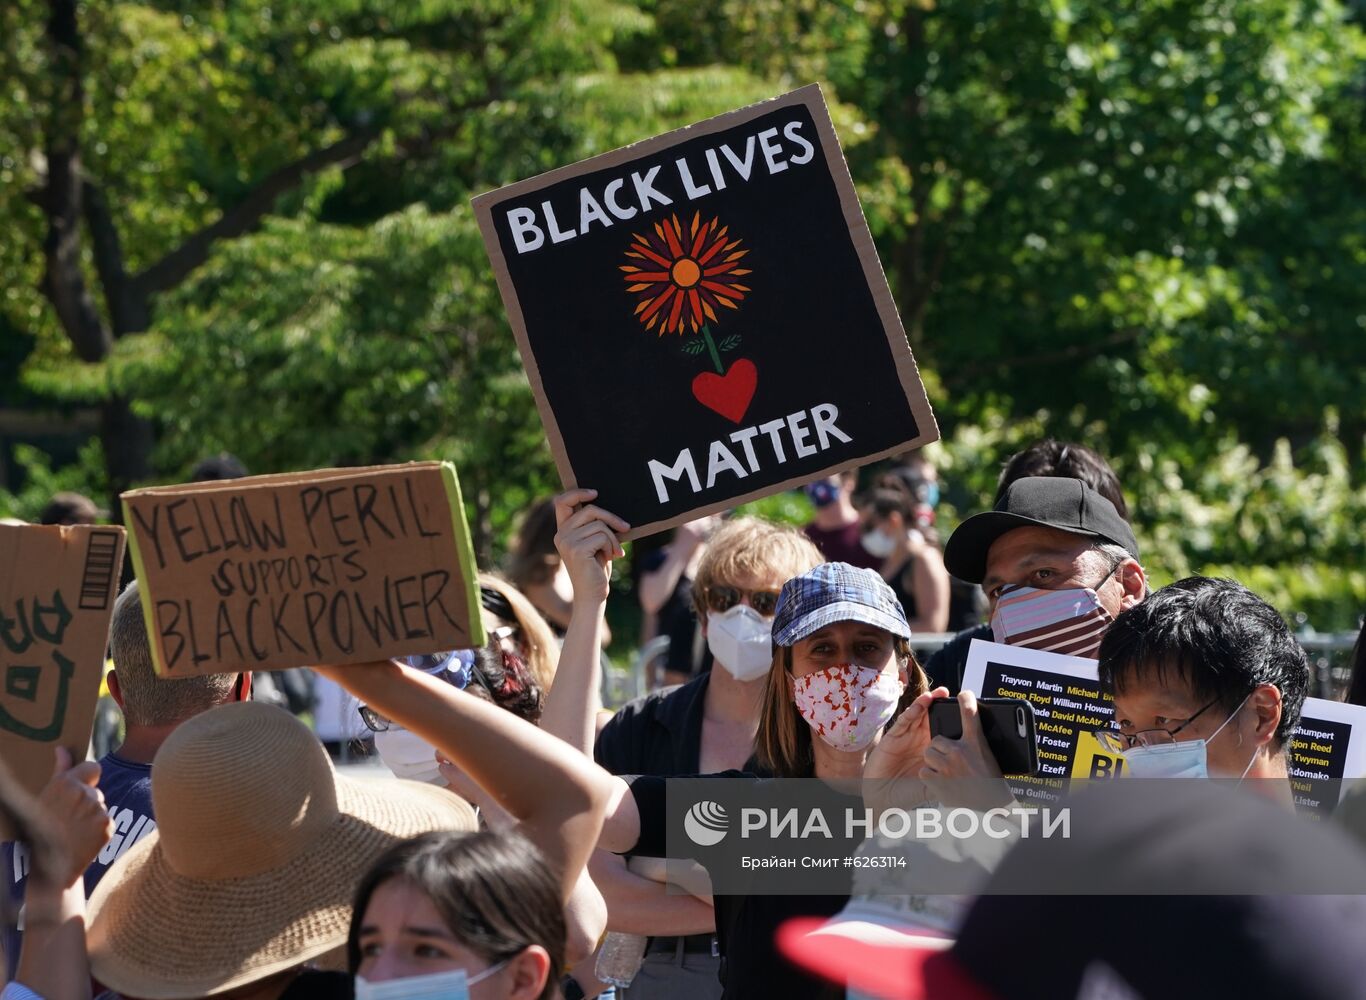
[691,358,758,424]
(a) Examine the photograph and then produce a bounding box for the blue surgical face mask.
[1122,695,1254,780]
[354,959,507,1000]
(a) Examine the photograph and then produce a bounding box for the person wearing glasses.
[1095,576,1308,803]
[356,578,611,993]
[362,581,550,784]
[569,502,823,1000]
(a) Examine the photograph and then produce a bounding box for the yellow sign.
[1071,729,1128,781]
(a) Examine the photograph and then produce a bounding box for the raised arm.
[318,659,619,900]
[637,516,716,615]
[537,489,628,754]
[13,749,114,1000]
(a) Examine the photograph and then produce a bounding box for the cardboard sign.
[122,462,484,676]
[962,640,1124,804]
[963,640,1366,816]
[0,523,126,822]
[473,84,939,538]
[1288,698,1366,819]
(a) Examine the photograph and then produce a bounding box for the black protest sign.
[0,523,126,825]
[963,640,1127,805]
[473,84,938,538]
[967,641,1366,817]
[1289,698,1366,819]
[122,462,484,676]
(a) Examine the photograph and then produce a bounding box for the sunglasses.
[359,652,493,732]
[703,585,781,617]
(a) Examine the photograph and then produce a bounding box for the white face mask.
[861,529,896,559]
[707,605,774,681]
[374,727,443,785]
[1122,695,1254,780]
[355,960,507,1000]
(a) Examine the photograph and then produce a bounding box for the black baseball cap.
[943,477,1139,584]
[779,780,1366,999]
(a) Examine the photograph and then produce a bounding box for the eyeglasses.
[1093,698,1220,753]
[358,652,493,732]
[703,585,782,617]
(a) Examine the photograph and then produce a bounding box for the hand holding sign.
[123,462,483,676]
[474,85,939,538]
[553,489,629,606]
[35,747,113,890]
[0,523,125,829]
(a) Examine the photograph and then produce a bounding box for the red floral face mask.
[790,662,904,752]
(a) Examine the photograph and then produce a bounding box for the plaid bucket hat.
[772,562,912,647]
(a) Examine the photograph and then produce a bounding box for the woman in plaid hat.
[544,491,975,1000]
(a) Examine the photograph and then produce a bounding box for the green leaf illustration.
[682,340,706,355]
[719,334,742,351]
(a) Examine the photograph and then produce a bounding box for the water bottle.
[595,932,648,988]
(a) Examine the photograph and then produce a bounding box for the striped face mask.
[990,565,1118,659]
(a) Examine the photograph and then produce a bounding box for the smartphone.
[928,697,1040,776]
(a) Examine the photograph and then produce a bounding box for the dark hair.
[1347,617,1366,707]
[869,485,939,547]
[869,486,915,521]
[996,439,1129,520]
[348,829,564,999]
[1098,577,1308,747]
[880,466,933,506]
[38,491,100,525]
[189,453,249,482]
[470,642,544,723]
[506,499,560,590]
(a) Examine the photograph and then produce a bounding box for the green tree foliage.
[2,0,1363,627]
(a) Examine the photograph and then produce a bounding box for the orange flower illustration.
[621,211,751,335]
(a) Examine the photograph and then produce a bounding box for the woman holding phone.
[543,490,1006,999]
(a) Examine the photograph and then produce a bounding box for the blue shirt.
[3,752,154,976]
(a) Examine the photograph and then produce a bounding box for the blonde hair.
[755,639,928,778]
[478,573,559,694]
[690,517,823,614]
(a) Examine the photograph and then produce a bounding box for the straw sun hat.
[87,701,477,998]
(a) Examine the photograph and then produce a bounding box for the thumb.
[69,760,103,788]
[958,689,988,748]
[51,745,73,777]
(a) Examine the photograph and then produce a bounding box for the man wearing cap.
[943,476,1147,662]
[924,441,1136,690]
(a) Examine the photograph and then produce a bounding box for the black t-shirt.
[623,772,859,1000]
[882,560,921,622]
[596,672,764,777]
